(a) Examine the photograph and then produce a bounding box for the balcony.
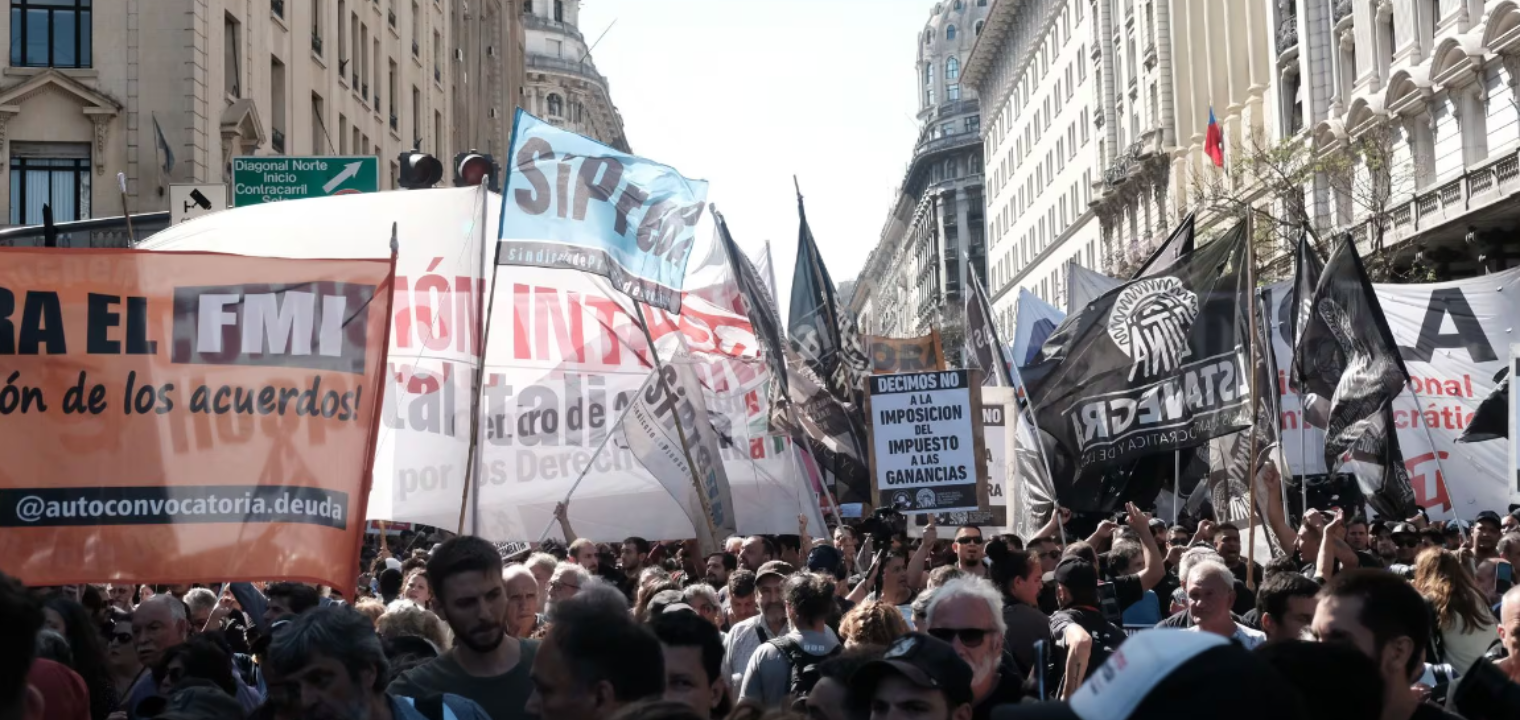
[1277,15,1298,55]
[272,0,284,19]
[1143,41,1157,69]
[311,33,323,55]
[526,53,609,85]
[271,128,286,153]
[523,13,585,41]
[1339,149,1520,255]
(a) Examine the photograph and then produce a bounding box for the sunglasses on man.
[927,627,993,647]
[953,536,984,545]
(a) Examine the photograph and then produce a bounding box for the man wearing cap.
[1045,558,1126,699]
[1388,523,1421,577]
[1473,511,1504,563]
[848,633,975,720]
[722,560,794,690]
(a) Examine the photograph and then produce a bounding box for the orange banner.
[0,248,395,591]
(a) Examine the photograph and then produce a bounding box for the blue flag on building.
[497,110,709,313]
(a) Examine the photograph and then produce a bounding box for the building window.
[941,121,954,137]
[948,84,960,100]
[975,20,984,36]
[10,0,92,68]
[925,86,935,107]
[225,14,242,97]
[966,116,979,134]
[311,92,325,153]
[553,0,563,22]
[946,24,956,40]
[946,56,959,80]
[9,144,91,224]
[270,56,287,153]
[548,93,563,117]
[954,0,962,9]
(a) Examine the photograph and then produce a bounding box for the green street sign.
[231,156,380,206]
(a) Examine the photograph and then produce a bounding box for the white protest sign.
[909,385,1013,536]
[869,369,986,515]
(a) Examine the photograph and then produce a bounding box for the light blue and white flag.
[1010,289,1065,368]
[497,110,710,313]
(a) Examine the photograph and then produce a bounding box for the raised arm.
[1124,502,1165,591]
[906,515,938,591]
[553,501,576,545]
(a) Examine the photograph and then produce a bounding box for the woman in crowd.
[401,569,432,609]
[101,608,143,715]
[837,599,910,648]
[1412,548,1499,674]
[375,600,452,654]
[849,548,914,627]
[44,594,116,720]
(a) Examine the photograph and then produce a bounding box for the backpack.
[768,636,841,699]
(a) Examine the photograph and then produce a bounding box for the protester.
[262,582,321,627]
[379,569,405,605]
[923,577,1021,718]
[833,526,861,577]
[950,526,988,578]
[101,607,144,713]
[1185,561,1265,648]
[722,561,793,690]
[985,543,1048,680]
[526,554,559,614]
[803,649,877,720]
[848,549,913,625]
[548,563,590,615]
[1497,585,1520,683]
[845,633,973,720]
[650,609,728,719]
[1210,522,1265,587]
[1256,641,1385,720]
[739,537,777,573]
[1255,571,1319,643]
[569,539,602,575]
[125,595,190,719]
[738,572,840,707]
[682,584,724,630]
[106,585,134,613]
[725,570,759,630]
[265,606,492,720]
[704,553,736,594]
[1413,548,1499,674]
[403,569,434,608]
[389,536,537,720]
[526,592,665,720]
[1313,569,1464,720]
[375,602,452,654]
[1346,516,1372,553]
[42,594,114,720]
[1473,511,1504,563]
[502,565,541,640]
[149,637,239,701]
[1046,557,1126,698]
[29,658,90,720]
[838,600,910,649]
[355,597,387,624]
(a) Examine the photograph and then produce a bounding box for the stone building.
[851,0,990,352]
[520,0,628,151]
[0,0,526,234]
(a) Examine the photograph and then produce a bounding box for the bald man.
[1498,585,1520,683]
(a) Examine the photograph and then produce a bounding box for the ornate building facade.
[967,0,1101,338]
[852,0,990,354]
[520,0,628,151]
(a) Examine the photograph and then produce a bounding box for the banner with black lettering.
[910,387,1013,535]
[870,333,947,375]
[869,370,987,514]
[498,111,709,314]
[1293,233,1415,518]
[1026,221,1252,509]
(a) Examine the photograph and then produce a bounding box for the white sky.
[577,0,933,316]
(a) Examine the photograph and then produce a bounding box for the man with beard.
[267,606,492,720]
[740,536,777,572]
[705,553,735,591]
[1212,523,1264,589]
[722,561,792,689]
[952,526,988,579]
[1473,511,1504,563]
[924,577,1022,719]
[724,570,758,630]
[1388,523,1422,577]
[527,593,665,720]
[389,536,537,720]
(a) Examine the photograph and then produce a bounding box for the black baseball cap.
[1474,510,1503,529]
[849,633,974,710]
[807,545,844,576]
[1042,556,1098,594]
[991,630,1308,720]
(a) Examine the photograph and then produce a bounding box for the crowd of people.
[5,497,1520,720]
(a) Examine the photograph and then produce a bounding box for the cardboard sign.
[868,369,986,514]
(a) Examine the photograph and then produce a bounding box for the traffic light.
[453,151,498,190]
[398,152,443,189]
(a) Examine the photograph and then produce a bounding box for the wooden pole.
[1244,213,1262,591]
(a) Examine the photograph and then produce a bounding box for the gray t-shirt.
[387,640,539,720]
[738,627,841,708]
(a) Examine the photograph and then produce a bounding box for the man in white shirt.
[1185,560,1266,650]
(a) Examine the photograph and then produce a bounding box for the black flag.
[714,210,789,407]
[966,269,1015,387]
[1288,230,1325,390]
[1132,212,1196,279]
[1292,233,1415,518]
[1459,375,1508,443]
[1026,221,1253,511]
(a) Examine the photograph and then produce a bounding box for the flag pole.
[1244,213,1262,592]
[630,300,723,548]
[535,390,646,543]
[1172,450,1181,525]
[458,184,498,535]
